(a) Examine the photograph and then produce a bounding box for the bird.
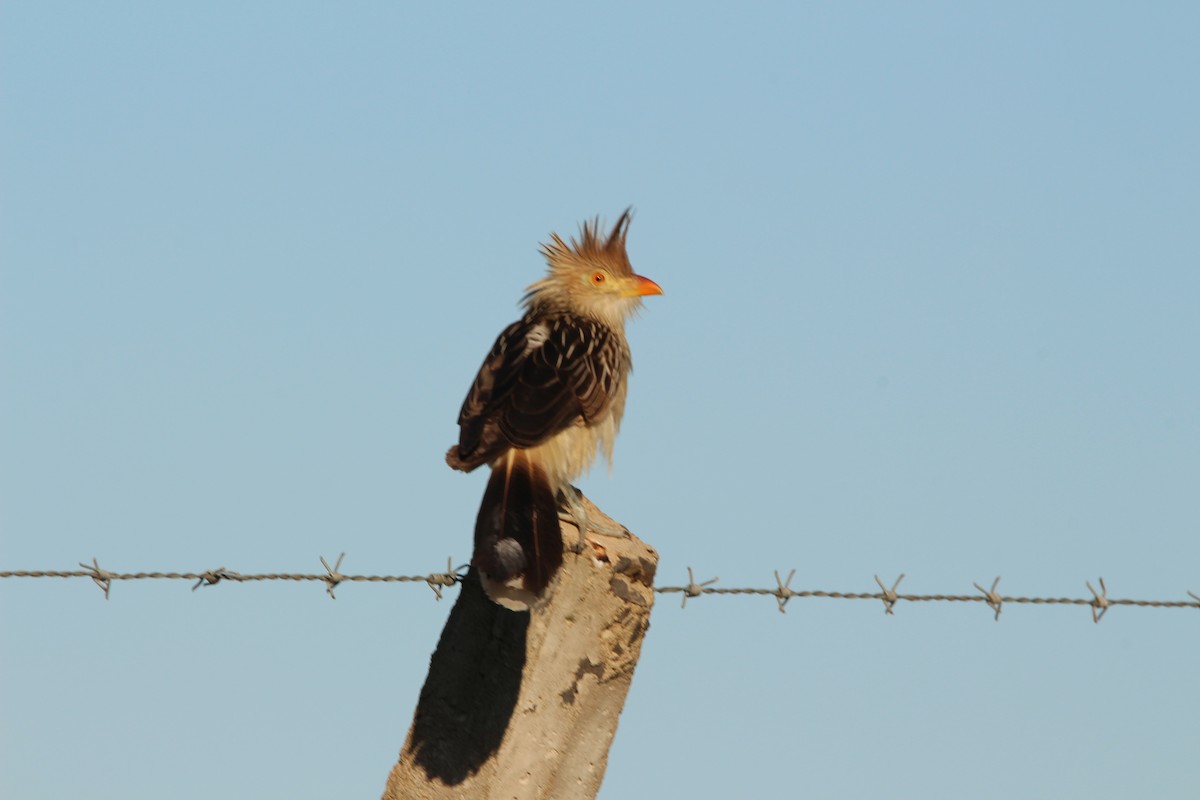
[446,210,662,606]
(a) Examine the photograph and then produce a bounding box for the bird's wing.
[456,314,626,461]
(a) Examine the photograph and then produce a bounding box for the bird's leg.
[558,486,630,554]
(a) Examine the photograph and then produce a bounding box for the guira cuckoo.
[446,211,662,603]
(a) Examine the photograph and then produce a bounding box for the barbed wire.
[658,568,1200,622]
[0,555,464,601]
[3,558,1198,623]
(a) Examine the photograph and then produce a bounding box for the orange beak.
[631,274,664,297]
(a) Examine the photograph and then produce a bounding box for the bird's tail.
[473,449,564,596]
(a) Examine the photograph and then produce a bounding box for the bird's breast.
[522,380,627,488]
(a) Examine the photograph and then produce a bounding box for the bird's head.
[524,209,663,328]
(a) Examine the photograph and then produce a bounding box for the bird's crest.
[538,208,634,279]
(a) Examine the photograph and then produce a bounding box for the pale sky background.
[2,2,1198,798]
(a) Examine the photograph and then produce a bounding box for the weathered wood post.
[383,495,657,800]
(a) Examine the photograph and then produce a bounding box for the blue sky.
[2,2,1198,798]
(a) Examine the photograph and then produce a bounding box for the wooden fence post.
[382,495,657,800]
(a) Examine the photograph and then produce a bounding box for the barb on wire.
[773,569,797,613]
[875,573,905,615]
[426,558,467,601]
[193,567,237,592]
[80,558,113,600]
[974,576,1004,621]
[656,566,719,608]
[1087,577,1110,624]
[321,553,346,599]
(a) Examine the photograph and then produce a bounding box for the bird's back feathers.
[446,311,630,472]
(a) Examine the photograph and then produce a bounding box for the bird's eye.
[592,272,606,284]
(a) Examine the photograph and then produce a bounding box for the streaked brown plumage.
[446,210,662,600]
